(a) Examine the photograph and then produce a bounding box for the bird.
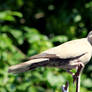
[8,31,92,92]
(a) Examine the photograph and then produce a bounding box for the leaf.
[51,35,68,43]
[0,11,15,21]
[10,29,24,44]
[12,11,23,18]
[74,15,81,22]
[82,78,92,88]
[47,71,65,87]
[0,10,23,22]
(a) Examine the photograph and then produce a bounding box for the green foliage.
[0,10,22,21]
[0,0,92,92]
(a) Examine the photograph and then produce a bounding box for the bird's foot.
[62,81,69,92]
[73,62,84,83]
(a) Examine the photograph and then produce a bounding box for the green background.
[0,0,92,92]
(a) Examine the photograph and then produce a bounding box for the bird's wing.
[29,51,86,60]
[29,53,59,59]
[29,38,91,60]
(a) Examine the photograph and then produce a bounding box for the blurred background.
[0,0,92,92]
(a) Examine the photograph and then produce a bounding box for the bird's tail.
[8,58,49,74]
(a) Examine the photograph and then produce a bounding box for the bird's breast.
[78,52,92,65]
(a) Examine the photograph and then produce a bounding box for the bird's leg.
[76,75,80,92]
[62,81,69,92]
[73,62,84,83]
[73,62,84,92]
[65,62,84,92]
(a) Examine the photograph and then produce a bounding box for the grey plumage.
[8,31,92,74]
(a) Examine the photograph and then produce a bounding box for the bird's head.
[87,31,92,45]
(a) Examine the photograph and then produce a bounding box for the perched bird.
[8,31,92,92]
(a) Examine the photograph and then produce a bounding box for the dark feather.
[29,53,59,60]
[28,52,86,61]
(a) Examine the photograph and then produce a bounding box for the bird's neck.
[87,37,92,45]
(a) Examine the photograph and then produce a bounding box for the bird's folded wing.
[42,38,92,59]
[29,52,86,60]
[29,38,90,60]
